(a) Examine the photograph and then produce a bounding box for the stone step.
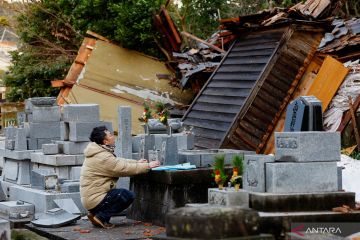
[250,191,355,212]
[165,206,260,239]
[258,210,360,239]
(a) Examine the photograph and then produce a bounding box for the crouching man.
[80,126,160,229]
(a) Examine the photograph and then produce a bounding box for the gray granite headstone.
[300,95,323,131]
[275,132,340,162]
[17,112,26,127]
[117,106,132,159]
[161,136,179,165]
[284,98,306,132]
[266,161,338,193]
[138,135,155,160]
[243,154,275,192]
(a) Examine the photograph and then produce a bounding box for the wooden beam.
[51,80,64,88]
[348,96,360,152]
[86,30,110,42]
[181,31,226,53]
[337,95,360,132]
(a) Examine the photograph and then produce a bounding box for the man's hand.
[138,159,148,163]
[149,160,160,168]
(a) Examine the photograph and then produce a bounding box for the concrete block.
[9,185,86,214]
[0,219,10,240]
[0,179,17,199]
[32,106,61,122]
[69,121,113,142]
[29,122,61,139]
[5,126,16,139]
[31,163,71,180]
[15,128,27,150]
[0,201,34,219]
[0,149,36,160]
[27,138,37,150]
[70,167,81,181]
[5,140,14,150]
[275,132,341,162]
[62,104,100,122]
[37,138,59,149]
[2,158,31,185]
[60,122,69,141]
[42,144,59,155]
[31,152,77,166]
[53,198,80,214]
[31,169,58,190]
[208,188,249,207]
[266,161,338,193]
[54,140,65,153]
[60,181,79,193]
[243,154,275,193]
[62,141,89,155]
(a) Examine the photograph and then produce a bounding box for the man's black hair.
[89,126,108,144]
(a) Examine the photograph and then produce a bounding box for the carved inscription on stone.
[246,160,258,187]
[276,137,298,149]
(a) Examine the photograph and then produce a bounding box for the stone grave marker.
[117,106,132,159]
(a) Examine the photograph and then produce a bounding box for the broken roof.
[56,39,195,134]
[318,18,360,61]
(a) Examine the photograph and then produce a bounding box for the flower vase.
[234,184,240,191]
[218,183,224,190]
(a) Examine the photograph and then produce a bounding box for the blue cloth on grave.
[151,163,196,171]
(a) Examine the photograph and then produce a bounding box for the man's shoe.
[92,216,115,229]
[87,213,100,227]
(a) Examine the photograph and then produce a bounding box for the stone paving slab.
[25,216,166,240]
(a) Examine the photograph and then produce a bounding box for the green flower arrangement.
[154,101,169,126]
[138,101,152,123]
[212,154,227,189]
[231,154,244,190]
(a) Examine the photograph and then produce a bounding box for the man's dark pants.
[90,188,135,223]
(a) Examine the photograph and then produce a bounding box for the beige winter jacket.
[80,142,149,210]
